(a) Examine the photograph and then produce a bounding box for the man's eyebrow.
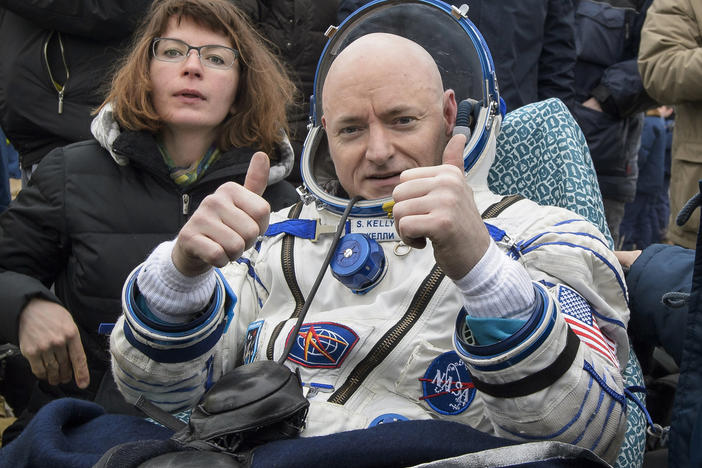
[329,105,421,128]
[382,105,416,116]
[379,105,422,119]
[332,115,364,127]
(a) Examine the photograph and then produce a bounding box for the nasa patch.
[242,320,264,364]
[369,413,409,427]
[419,351,475,415]
[286,322,359,368]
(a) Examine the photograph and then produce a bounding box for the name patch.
[349,218,398,242]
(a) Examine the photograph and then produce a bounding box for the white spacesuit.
[109,1,630,463]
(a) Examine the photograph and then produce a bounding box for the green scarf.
[158,142,221,187]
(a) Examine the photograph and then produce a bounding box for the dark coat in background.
[668,181,702,467]
[0,0,152,170]
[619,114,669,249]
[234,0,340,183]
[571,0,656,204]
[338,0,576,113]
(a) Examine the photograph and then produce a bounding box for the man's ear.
[443,89,458,137]
[321,115,327,130]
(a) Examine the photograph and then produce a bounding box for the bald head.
[318,33,457,200]
[322,33,445,117]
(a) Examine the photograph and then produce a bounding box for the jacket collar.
[90,102,294,186]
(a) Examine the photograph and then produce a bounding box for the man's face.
[322,64,456,200]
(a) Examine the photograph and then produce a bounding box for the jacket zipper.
[267,202,305,360]
[327,264,446,405]
[182,193,190,216]
[43,31,69,114]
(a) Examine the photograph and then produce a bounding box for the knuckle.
[250,200,271,222]
[47,337,66,349]
[227,236,246,258]
[242,221,261,243]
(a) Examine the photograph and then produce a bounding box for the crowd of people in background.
[0,0,700,467]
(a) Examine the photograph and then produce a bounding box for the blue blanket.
[0,398,172,467]
[1,397,610,467]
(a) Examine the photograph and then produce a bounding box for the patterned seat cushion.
[489,98,645,467]
[489,98,613,248]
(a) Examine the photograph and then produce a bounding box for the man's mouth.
[368,172,399,180]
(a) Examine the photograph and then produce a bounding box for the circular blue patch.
[420,351,475,415]
[369,413,409,427]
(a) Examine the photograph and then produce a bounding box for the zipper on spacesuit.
[480,194,523,219]
[267,202,305,360]
[182,194,190,215]
[326,195,523,405]
[327,264,446,405]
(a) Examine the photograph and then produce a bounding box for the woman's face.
[150,17,240,138]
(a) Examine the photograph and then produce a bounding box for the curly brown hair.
[98,0,296,157]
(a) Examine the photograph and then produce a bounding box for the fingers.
[244,151,270,196]
[176,202,259,270]
[442,133,466,170]
[18,299,90,388]
[614,249,642,269]
[52,345,73,384]
[204,181,270,247]
[174,150,272,276]
[67,333,90,389]
[173,178,271,275]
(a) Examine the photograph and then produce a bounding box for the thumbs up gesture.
[391,134,490,280]
[172,152,272,276]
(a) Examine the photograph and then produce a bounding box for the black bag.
[134,360,309,464]
[173,360,309,453]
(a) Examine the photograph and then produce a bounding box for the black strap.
[135,394,187,432]
[470,326,580,398]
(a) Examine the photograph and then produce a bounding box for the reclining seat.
[489,97,646,468]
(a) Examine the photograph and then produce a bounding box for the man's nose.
[365,125,393,163]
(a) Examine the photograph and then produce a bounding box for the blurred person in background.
[638,0,702,251]
[619,105,673,250]
[234,0,340,184]
[0,0,152,183]
[570,0,656,247]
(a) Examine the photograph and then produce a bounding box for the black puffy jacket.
[0,0,151,169]
[0,130,298,400]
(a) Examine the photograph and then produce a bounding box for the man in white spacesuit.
[110,33,630,463]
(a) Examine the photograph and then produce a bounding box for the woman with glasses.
[0,0,297,443]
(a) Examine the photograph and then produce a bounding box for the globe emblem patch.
[286,322,359,368]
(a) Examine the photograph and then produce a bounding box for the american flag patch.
[557,285,618,368]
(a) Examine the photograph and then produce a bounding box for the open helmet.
[298,0,502,216]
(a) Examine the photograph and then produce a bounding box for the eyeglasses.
[151,37,239,70]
